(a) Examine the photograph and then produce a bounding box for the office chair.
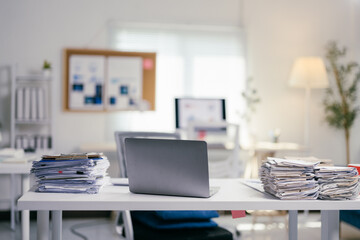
[114,131,233,240]
[186,121,242,178]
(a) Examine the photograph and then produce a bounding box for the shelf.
[10,65,53,150]
[16,75,51,82]
[15,119,51,125]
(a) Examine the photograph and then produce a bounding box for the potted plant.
[42,60,52,78]
[241,77,261,145]
[323,41,360,165]
[241,77,261,123]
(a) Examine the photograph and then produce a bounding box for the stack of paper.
[31,152,110,194]
[315,166,359,200]
[259,157,320,200]
[284,156,333,167]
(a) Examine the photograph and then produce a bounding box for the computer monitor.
[175,98,226,130]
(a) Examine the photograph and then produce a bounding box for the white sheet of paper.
[69,55,105,110]
[106,56,143,110]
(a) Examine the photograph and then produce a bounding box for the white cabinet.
[10,66,53,153]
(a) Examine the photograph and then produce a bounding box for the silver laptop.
[124,138,218,198]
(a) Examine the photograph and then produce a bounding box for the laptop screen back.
[124,138,210,198]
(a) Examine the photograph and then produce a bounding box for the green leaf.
[323,41,360,131]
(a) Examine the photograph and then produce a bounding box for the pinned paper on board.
[69,55,105,110]
[143,58,154,70]
[64,49,156,112]
[106,56,143,110]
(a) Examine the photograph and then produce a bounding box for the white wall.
[0,0,359,163]
[0,0,243,153]
[0,0,243,209]
[243,0,360,165]
[0,0,359,211]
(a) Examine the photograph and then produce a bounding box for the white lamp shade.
[289,57,329,89]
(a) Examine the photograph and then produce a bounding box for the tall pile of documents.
[315,166,359,200]
[259,157,319,200]
[284,156,333,167]
[31,153,110,194]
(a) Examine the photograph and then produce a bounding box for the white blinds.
[108,22,246,131]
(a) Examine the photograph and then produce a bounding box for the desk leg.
[21,174,30,240]
[123,210,134,240]
[243,150,255,179]
[37,211,49,240]
[10,173,15,230]
[52,210,62,240]
[321,210,339,240]
[288,210,298,240]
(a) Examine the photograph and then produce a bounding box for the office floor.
[1,212,360,240]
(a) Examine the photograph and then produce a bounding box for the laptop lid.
[124,138,211,198]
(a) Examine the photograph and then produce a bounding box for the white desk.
[0,162,32,240]
[18,178,360,240]
[244,142,305,178]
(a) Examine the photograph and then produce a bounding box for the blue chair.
[340,210,360,229]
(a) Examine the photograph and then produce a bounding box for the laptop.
[124,138,218,198]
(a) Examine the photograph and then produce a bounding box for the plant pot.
[42,69,51,79]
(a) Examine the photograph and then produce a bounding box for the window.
[108,22,246,132]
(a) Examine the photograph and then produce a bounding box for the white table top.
[18,178,360,211]
[79,142,231,152]
[0,162,32,174]
[253,142,305,152]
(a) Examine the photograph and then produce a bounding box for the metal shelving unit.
[9,65,53,153]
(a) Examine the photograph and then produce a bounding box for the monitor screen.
[175,98,226,129]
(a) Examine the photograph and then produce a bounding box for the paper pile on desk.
[31,152,110,194]
[284,156,333,167]
[315,166,359,200]
[259,157,319,200]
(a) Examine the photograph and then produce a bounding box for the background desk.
[243,142,305,178]
[0,162,31,237]
[79,142,244,178]
[18,178,360,240]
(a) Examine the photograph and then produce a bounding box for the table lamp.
[289,57,329,147]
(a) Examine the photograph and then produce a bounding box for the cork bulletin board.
[63,48,156,112]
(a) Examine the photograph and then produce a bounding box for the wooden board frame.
[63,48,156,112]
